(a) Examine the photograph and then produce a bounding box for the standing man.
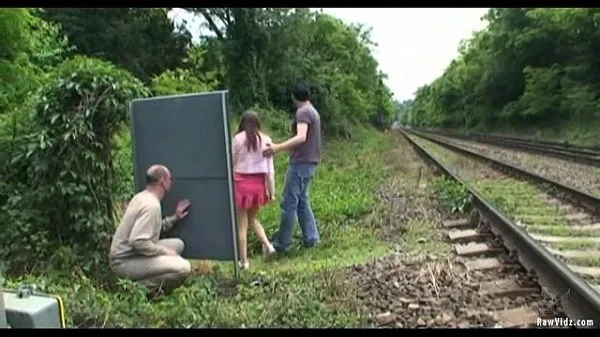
[109,164,192,292]
[263,83,322,252]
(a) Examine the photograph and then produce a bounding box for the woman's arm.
[266,146,276,200]
[231,136,241,170]
[266,174,275,200]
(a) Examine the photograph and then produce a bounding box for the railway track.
[426,132,600,199]
[399,128,600,328]
[424,129,600,168]
[433,129,600,153]
[469,132,600,153]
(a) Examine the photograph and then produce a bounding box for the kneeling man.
[109,164,192,291]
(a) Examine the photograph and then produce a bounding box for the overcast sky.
[169,8,490,101]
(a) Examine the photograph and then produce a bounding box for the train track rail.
[399,128,600,328]
[424,132,600,200]
[424,129,600,168]
[472,132,600,152]
[433,129,600,153]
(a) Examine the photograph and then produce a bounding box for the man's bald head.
[146,164,171,186]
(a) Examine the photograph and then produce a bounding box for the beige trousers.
[111,238,191,289]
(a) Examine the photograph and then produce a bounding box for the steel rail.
[410,129,600,213]
[443,130,600,156]
[430,128,600,153]
[399,128,600,326]
[471,131,600,153]
[425,129,600,167]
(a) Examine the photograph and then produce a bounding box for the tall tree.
[39,8,192,82]
[406,8,600,134]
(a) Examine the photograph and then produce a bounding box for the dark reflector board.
[130,91,239,262]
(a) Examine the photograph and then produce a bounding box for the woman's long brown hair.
[237,110,262,152]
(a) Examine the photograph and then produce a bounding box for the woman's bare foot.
[239,261,250,270]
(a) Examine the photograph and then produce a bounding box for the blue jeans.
[273,163,320,251]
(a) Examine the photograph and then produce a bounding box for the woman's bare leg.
[248,207,275,254]
[238,209,249,268]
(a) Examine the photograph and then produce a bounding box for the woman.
[232,110,276,270]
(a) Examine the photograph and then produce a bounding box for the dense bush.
[1,56,149,275]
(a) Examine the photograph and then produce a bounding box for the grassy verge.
[522,121,600,148]
[3,126,396,328]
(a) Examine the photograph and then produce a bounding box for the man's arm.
[273,123,308,153]
[266,154,275,199]
[129,206,168,256]
[161,215,177,232]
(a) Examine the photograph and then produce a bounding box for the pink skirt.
[234,173,269,210]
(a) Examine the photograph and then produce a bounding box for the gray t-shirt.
[291,103,322,164]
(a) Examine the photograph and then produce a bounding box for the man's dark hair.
[292,82,310,102]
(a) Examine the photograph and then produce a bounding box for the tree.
[190,8,395,136]
[39,8,192,83]
[406,8,600,134]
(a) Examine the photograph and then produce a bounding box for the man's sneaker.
[304,241,321,249]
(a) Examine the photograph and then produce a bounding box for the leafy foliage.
[0,7,399,328]
[404,8,600,140]
[39,8,193,83]
[151,45,221,96]
[1,56,149,274]
[433,177,472,214]
[0,9,69,115]
[192,8,395,135]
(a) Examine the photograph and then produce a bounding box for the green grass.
[400,219,452,256]
[551,240,600,251]
[564,256,600,268]
[526,225,600,238]
[3,126,397,328]
[514,206,569,216]
[249,226,390,274]
[517,215,563,226]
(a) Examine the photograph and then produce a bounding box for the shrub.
[1,56,149,277]
[151,68,216,96]
[432,177,472,213]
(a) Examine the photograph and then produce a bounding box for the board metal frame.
[129,90,240,279]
